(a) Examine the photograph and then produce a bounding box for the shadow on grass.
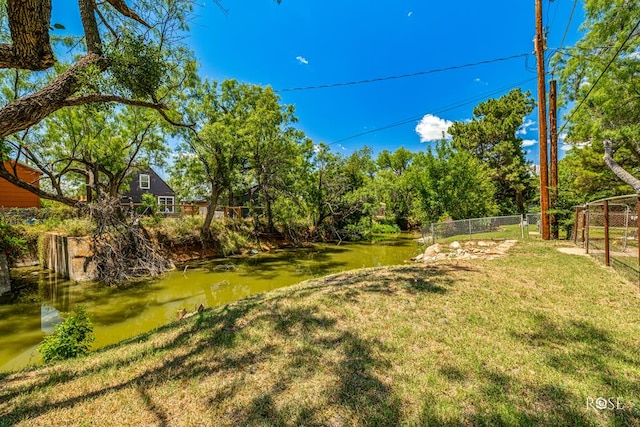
[0,264,442,425]
[4,262,637,425]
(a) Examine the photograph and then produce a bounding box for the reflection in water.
[0,234,420,371]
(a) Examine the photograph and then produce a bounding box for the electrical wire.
[551,0,579,77]
[559,18,640,134]
[274,53,530,93]
[328,77,537,146]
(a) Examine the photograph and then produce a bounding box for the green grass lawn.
[1,241,639,426]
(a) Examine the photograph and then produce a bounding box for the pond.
[0,233,421,372]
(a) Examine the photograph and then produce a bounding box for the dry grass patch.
[1,241,639,426]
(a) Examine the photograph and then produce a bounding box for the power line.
[551,0,579,77]
[329,77,537,146]
[275,53,530,93]
[559,18,640,134]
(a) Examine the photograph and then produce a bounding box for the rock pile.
[413,240,517,263]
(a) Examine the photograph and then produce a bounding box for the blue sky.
[53,0,585,164]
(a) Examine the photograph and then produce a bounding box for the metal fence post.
[431,223,435,244]
[468,219,472,241]
[604,200,610,266]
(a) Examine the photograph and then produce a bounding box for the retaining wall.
[44,233,96,281]
[0,252,10,294]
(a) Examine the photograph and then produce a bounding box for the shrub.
[0,218,26,265]
[371,222,401,234]
[38,306,95,363]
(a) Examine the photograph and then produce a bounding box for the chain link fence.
[574,195,639,284]
[422,213,542,243]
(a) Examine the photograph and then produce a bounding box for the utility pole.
[549,79,559,239]
[535,0,550,240]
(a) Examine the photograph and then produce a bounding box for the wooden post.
[549,80,559,239]
[581,210,586,246]
[585,208,590,254]
[604,201,610,266]
[535,0,550,240]
[637,198,640,291]
[573,207,579,245]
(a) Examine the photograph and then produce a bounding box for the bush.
[38,306,95,363]
[0,218,26,265]
[371,220,401,234]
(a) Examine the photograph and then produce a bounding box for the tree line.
[1,0,639,276]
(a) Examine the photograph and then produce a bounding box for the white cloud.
[415,114,453,142]
[522,139,537,147]
[296,56,309,65]
[407,11,413,17]
[517,119,536,135]
[562,141,588,151]
[473,78,488,86]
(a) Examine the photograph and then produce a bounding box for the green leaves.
[38,306,95,363]
[449,89,536,213]
[107,34,166,99]
[557,1,640,195]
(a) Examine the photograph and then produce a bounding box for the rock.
[424,243,441,258]
[450,241,461,249]
[412,253,424,261]
[213,263,237,271]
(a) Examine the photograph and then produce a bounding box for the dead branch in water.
[89,196,172,286]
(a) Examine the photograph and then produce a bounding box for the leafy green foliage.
[449,89,536,213]
[556,1,640,192]
[107,34,166,99]
[38,306,95,363]
[0,218,26,265]
[409,141,498,223]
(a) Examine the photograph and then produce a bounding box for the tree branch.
[62,94,168,110]
[0,52,104,138]
[0,162,85,208]
[0,0,55,70]
[603,139,640,193]
[104,0,150,28]
[78,0,103,54]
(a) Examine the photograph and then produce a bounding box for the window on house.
[139,174,150,189]
[158,196,175,213]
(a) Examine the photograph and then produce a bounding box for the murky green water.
[0,234,421,372]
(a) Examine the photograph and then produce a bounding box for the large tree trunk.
[603,139,640,193]
[201,184,221,238]
[0,0,54,70]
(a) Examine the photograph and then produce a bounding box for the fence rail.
[574,194,640,287]
[422,213,541,243]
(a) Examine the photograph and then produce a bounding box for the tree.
[243,88,311,232]
[448,89,536,213]
[0,0,195,203]
[556,1,640,192]
[375,147,414,227]
[3,105,167,207]
[409,141,497,223]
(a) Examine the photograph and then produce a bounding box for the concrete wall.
[0,252,10,294]
[44,233,96,282]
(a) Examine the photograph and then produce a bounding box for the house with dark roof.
[0,161,42,209]
[121,167,176,213]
